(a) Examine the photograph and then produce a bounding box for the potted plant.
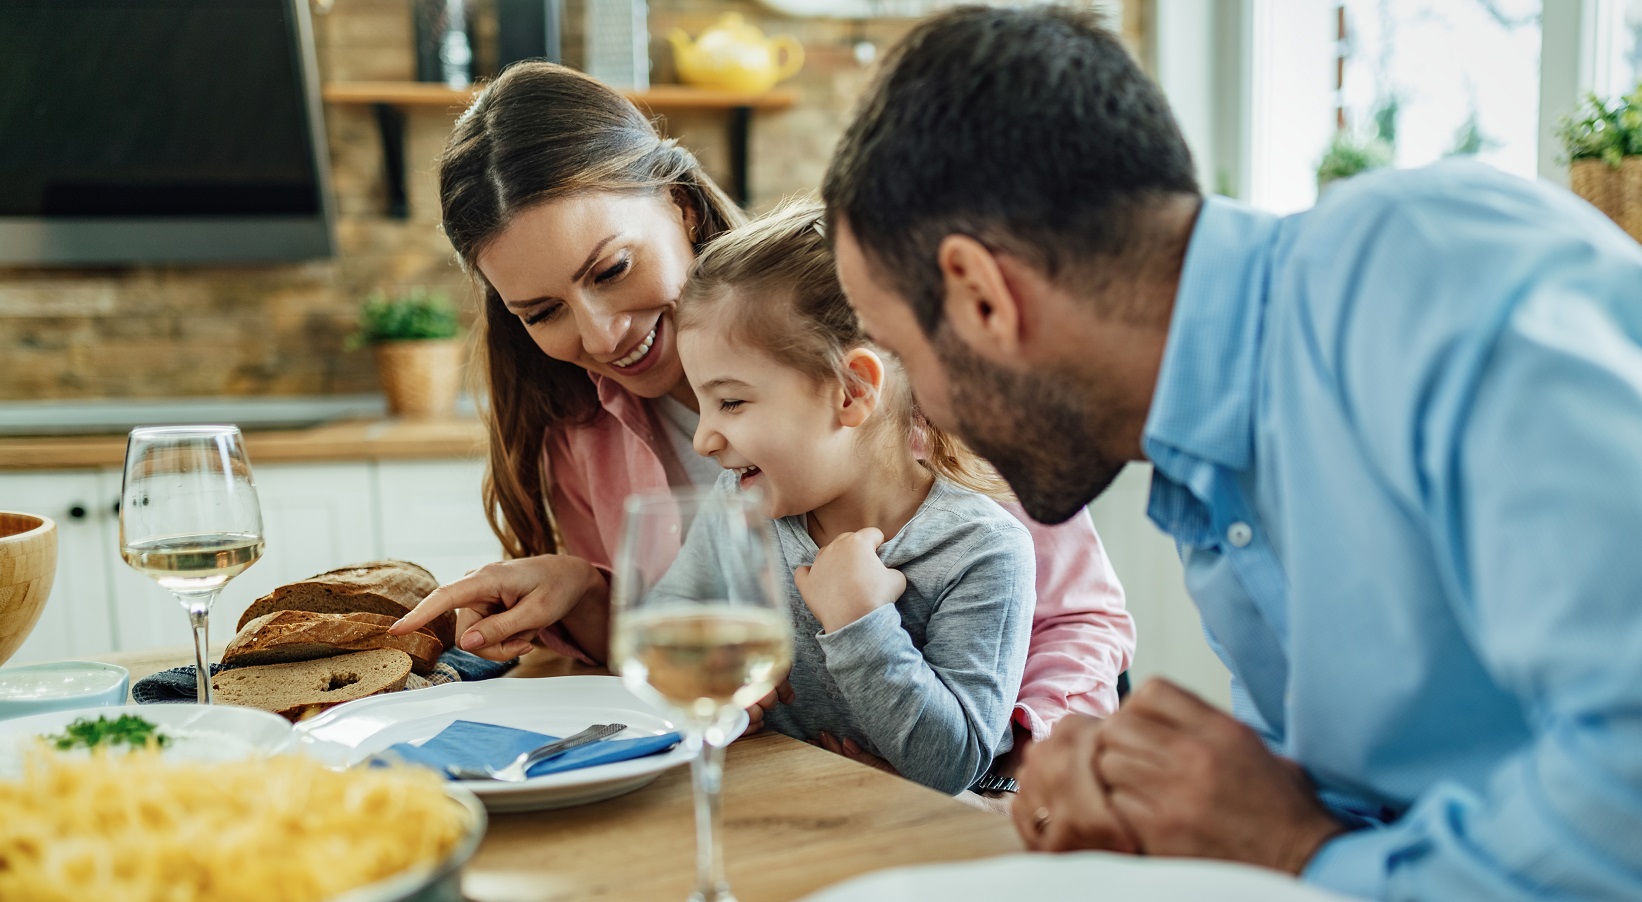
[1557,85,1642,242]
[1316,131,1393,193]
[348,288,465,418]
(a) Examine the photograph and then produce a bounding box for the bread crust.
[235,560,453,651]
[223,611,443,675]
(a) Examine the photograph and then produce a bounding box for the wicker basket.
[1570,159,1626,228]
[375,339,465,418]
[1621,157,1642,244]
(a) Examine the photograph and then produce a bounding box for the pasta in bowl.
[0,749,485,902]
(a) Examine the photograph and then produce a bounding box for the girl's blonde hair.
[437,62,746,560]
[679,200,1010,499]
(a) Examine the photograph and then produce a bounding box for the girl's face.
[477,191,697,401]
[679,312,859,520]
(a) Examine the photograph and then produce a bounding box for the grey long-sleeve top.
[656,473,1035,794]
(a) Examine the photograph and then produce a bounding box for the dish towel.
[131,649,515,704]
[381,720,684,779]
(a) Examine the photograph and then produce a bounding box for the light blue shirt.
[1144,161,1642,900]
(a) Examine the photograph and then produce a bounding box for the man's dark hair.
[822,6,1199,333]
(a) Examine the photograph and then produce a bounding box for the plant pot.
[375,339,465,418]
[1621,157,1642,244]
[1570,158,1625,227]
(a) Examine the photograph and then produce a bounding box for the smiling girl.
[667,201,1034,794]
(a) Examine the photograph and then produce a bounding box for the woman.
[392,62,1134,767]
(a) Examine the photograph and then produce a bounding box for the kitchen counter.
[0,416,486,470]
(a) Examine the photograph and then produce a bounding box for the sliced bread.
[212,648,413,723]
[222,610,443,675]
[235,560,453,652]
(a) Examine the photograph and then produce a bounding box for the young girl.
[668,201,1035,795]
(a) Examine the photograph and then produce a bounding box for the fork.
[445,722,627,782]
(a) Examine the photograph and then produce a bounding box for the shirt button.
[1226,522,1254,548]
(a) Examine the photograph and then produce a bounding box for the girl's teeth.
[614,327,657,368]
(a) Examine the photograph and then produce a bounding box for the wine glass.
[119,425,265,704]
[610,487,792,902]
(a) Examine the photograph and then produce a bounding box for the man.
[822,7,1642,900]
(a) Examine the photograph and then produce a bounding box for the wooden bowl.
[0,513,57,667]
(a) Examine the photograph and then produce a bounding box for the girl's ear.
[837,348,886,428]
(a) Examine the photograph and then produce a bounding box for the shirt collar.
[591,371,660,443]
[1142,195,1282,473]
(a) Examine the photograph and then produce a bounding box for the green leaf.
[347,287,462,348]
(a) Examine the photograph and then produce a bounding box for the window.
[1247,0,1543,214]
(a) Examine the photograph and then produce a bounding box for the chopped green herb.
[45,714,170,751]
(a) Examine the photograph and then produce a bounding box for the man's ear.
[836,347,885,428]
[937,235,1023,363]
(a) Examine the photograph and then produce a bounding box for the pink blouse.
[537,374,1135,738]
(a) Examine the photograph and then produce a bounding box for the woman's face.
[477,191,696,400]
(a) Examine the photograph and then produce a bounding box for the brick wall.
[0,0,1130,402]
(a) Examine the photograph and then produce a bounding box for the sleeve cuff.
[1302,827,1391,900]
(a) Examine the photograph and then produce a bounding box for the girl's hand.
[389,555,609,662]
[792,528,907,633]
[743,678,795,737]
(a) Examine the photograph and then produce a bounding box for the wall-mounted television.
[0,0,335,266]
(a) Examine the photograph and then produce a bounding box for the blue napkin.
[383,720,683,779]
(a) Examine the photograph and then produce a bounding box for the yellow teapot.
[668,13,803,94]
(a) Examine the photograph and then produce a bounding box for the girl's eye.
[524,304,562,326]
[718,399,745,412]
[594,256,631,284]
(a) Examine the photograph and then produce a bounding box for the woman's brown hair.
[678,199,1011,499]
[438,62,746,560]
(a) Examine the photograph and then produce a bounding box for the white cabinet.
[375,460,500,584]
[1,457,501,662]
[0,470,120,665]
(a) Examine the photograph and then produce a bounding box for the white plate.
[0,703,295,777]
[798,852,1355,902]
[292,675,746,813]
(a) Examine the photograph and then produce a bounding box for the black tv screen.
[0,0,335,265]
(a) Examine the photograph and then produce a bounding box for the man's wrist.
[1280,815,1348,876]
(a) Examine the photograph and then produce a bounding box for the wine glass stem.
[177,591,219,705]
[688,727,733,902]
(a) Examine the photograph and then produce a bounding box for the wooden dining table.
[90,644,1027,902]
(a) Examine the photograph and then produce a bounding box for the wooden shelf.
[321,81,796,112]
[322,81,795,214]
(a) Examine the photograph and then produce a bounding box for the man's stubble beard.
[937,332,1127,525]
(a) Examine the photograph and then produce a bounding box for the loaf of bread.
[212,648,413,722]
[222,611,443,675]
[236,560,453,652]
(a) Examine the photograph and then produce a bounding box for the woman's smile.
[609,321,660,371]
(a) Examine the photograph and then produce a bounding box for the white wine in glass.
[119,426,265,704]
[611,488,791,902]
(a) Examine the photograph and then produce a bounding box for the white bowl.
[0,660,129,721]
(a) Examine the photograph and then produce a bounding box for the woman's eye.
[594,256,631,284]
[719,399,744,412]
[524,305,562,326]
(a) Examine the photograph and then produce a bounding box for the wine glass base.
[688,889,736,902]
